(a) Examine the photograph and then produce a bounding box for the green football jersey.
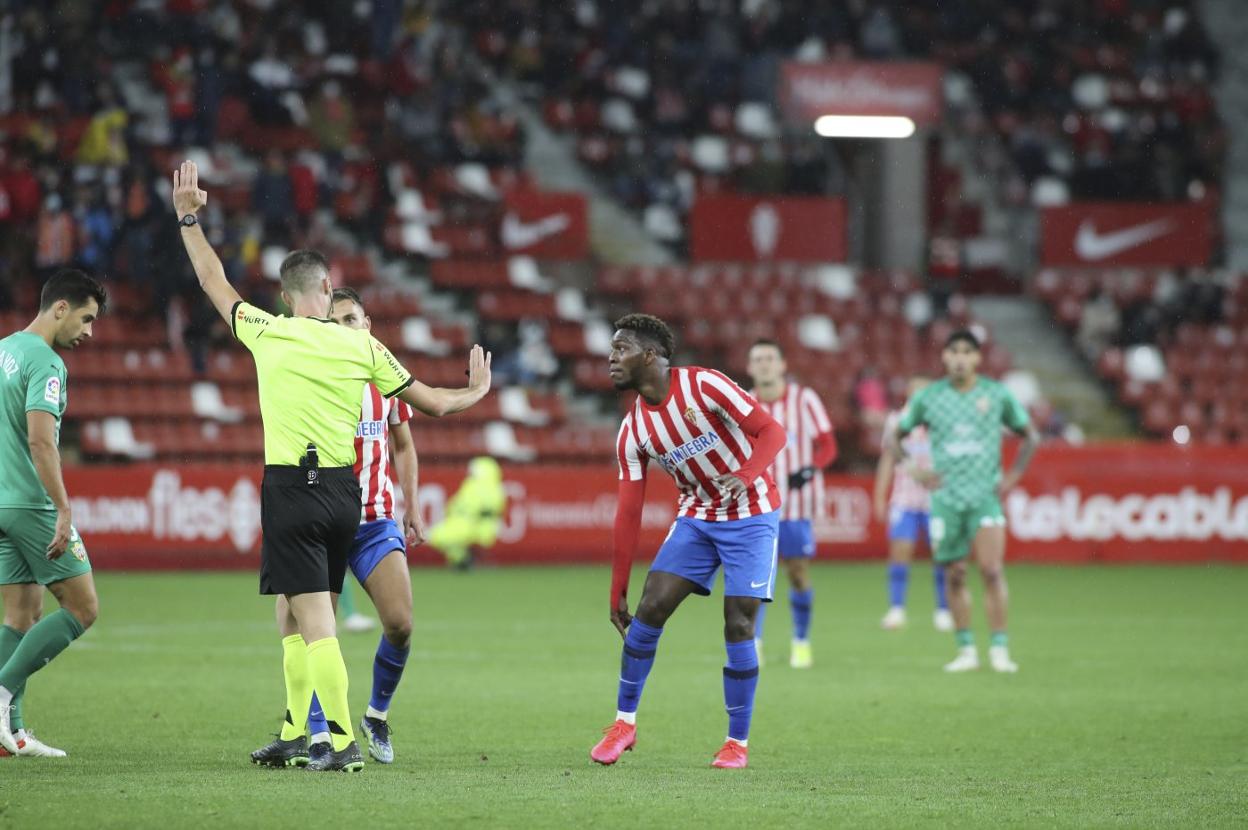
[0,331,67,509]
[897,377,1029,509]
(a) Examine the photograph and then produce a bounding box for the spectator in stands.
[252,150,295,241]
[855,366,890,433]
[35,193,76,276]
[3,154,43,225]
[72,184,115,274]
[1077,289,1120,359]
[308,80,356,156]
[77,85,129,168]
[192,46,226,147]
[156,46,198,148]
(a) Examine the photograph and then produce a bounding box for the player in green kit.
[0,269,107,757]
[891,330,1039,673]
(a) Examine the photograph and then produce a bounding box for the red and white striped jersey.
[882,409,932,513]
[751,383,835,521]
[616,367,781,521]
[354,384,416,523]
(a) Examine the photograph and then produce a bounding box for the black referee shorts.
[259,465,361,596]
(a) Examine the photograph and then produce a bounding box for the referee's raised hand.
[172,160,208,216]
[467,344,492,394]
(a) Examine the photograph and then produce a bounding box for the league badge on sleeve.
[44,376,61,405]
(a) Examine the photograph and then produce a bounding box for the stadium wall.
[63,446,1248,569]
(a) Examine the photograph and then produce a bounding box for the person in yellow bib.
[171,160,492,772]
[429,456,507,569]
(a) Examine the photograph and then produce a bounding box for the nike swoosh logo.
[1073,218,1176,261]
[501,212,571,249]
[750,580,768,589]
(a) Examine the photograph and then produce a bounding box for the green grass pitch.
[0,564,1244,828]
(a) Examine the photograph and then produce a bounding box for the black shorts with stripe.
[259,465,360,596]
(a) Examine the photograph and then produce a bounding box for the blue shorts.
[888,509,930,543]
[777,519,816,559]
[348,518,406,585]
[650,511,780,601]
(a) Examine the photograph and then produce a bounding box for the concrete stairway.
[970,297,1134,438]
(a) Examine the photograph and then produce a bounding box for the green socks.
[0,626,26,731]
[0,609,84,695]
[990,631,1009,648]
[306,637,355,752]
[955,629,975,648]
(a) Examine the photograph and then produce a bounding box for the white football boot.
[943,646,980,672]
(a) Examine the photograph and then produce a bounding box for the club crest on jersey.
[683,406,699,426]
[975,396,990,414]
[657,430,721,473]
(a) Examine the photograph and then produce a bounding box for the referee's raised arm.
[171,161,243,324]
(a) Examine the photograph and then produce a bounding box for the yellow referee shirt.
[231,301,413,467]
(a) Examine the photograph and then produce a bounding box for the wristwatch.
[179,214,198,228]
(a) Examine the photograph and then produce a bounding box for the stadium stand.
[1034,266,1246,443]
[0,1,1231,470]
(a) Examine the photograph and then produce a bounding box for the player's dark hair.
[750,338,784,357]
[39,268,108,315]
[332,286,365,313]
[944,329,981,351]
[614,313,675,359]
[279,249,330,294]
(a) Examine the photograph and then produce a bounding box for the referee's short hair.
[332,286,365,313]
[279,249,330,295]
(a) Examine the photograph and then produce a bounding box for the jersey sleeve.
[1001,386,1031,433]
[24,360,64,417]
[388,399,416,425]
[616,417,648,481]
[697,369,756,426]
[368,335,414,398]
[897,388,927,434]
[230,301,276,350]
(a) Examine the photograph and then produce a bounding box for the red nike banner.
[501,190,589,260]
[1040,202,1214,266]
[778,62,944,125]
[690,195,847,262]
[62,445,1248,569]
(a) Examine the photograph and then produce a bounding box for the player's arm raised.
[171,160,243,324]
[27,410,72,559]
[390,419,425,546]
[396,345,492,417]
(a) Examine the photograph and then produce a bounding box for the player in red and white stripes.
[273,287,424,766]
[591,314,787,770]
[873,377,952,632]
[745,340,837,669]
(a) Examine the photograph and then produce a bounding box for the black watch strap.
[179,214,198,228]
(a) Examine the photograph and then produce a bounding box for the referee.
[172,161,491,772]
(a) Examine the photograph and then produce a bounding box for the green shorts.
[0,507,92,586]
[928,496,1006,563]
